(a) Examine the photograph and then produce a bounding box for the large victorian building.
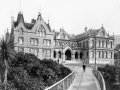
[11,12,114,64]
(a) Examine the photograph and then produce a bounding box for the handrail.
[92,65,106,90]
[44,66,75,90]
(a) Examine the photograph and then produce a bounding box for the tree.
[0,33,16,89]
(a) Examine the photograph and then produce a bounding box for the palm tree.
[0,30,16,90]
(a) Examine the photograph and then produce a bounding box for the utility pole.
[95,35,97,68]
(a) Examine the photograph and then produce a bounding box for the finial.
[20,0,21,12]
[113,32,114,37]
[102,24,103,26]
[108,31,109,36]
[48,14,50,23]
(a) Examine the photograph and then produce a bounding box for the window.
[110,52,112,59]
[18,47,24,52]
[30,49,34,54]
[34,49,38,56]
[99,41,101,47]
[92,40,94,47]
[105,52,107,58]
[36,25,46,37]
[19,28,23,35]
[34,39,38,45]
[105,41,107,47]
[102,41,104,47]
[98,51,100,58]
[19,37,23,45]
[43,49,51,58]
[36,31,39,36]
[40,31,42,37]
[110,42,112,48]
[30,38,38,46]
[91,51,94,58]
[47,40,50,47]
[101,52,103,58]
[44,39,51,47]
[54,51,56,58]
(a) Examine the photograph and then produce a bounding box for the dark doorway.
[65,49,71,60]
[58,51,61,58]
[54,51,56,58]
[75,52,78,59]
[80,52,83,59]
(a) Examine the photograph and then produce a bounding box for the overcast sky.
[0,0,120,36]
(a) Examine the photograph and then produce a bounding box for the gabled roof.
[75,29,100,40]
[14,12,35,29]
[46,22,51,31]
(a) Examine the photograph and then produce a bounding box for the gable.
[96,27,109,38]
[31,18,53,35]
[56,31,70,40]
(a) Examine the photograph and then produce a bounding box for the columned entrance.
[65,49,71,60]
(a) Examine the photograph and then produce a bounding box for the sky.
[0,0,120,36]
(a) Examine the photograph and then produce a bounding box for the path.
[65,62,100,90]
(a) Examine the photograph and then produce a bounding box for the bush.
[98,64,120,90]
[6,53,71,90]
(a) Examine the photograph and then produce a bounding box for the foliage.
[5,52,71,90]
[98,64,120,90]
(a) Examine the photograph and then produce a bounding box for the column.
[72,54,75,61]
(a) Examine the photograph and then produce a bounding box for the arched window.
[102,41,104,47]
[91,51,94,58]
[19,28,23,35]
[92,40,94,47]
[105,41,107,47]
[110,42,112,48]
[105,52,107,58]
[110,52,112,59]
[19,37,23,45]
[98,51,100,58]
[58,51,61,58]
[47,40,50,47]
[36,25,46,37]
[102,51,104,58]
[99,41,101,47]
[53,51,56,58]
[40,31,42,36]
[42,31,46,37]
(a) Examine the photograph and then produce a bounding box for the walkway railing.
[92,65,106,90]
[44,67,75,90]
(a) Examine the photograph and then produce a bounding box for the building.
[11,12,114,64]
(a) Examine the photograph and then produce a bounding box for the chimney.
[85,27,87,32]
[31,19,36,23]
[37,12,41,20]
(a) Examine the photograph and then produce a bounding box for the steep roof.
[14,12,34,29]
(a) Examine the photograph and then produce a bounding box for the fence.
[44,67,75,90]
[92,65,106,90]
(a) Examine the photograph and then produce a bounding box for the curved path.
[64,61,100,90]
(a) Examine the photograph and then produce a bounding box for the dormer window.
[19,28,23,35]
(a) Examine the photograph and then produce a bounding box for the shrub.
[6,53,71,90]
